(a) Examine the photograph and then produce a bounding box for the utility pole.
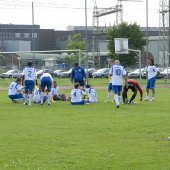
[32,2,35,67]
[169,0,170,66]
[146,0,149,63]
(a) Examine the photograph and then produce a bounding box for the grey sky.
[0,0,159,30]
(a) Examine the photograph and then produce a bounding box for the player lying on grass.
[71,82,87,105]
[122,79,143,104]
[51,81,70,101]
[8,78,24,103]
[85,85,97,103]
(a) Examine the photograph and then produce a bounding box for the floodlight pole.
[128,49,142,80]
[32,2,35,67]
[85,0,89,84]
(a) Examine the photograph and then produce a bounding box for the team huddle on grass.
[8,58,159,107]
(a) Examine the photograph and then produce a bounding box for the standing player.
[40,72,53,105]
[8,78,24,103]
[71,82,86,105]
[22,61,37,105]
[106,59,115,102]
[144,59,159,101]
[85,84,97,103]
[109,60,126,108]
[122,79,143,104]
[71,63,86,87]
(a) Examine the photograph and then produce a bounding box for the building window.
[15,33,20,38]
[24,33,29,38]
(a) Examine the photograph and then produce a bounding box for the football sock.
[130,93,136,103]
[40,92,45,104]
[108,92,111,100]
[47,92,52,104]
[114,95,119,106]
[23,93,27,103]
[28,94,33,105]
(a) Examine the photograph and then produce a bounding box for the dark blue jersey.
[71,66,86,81]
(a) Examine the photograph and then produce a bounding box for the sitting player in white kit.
[85,84,97,103]
[33,85,47,104]
[71,82,87,105]
[51,81,70,101]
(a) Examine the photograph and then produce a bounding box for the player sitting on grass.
[8,78,24,103]
[51,81,70,101]
[71,82,87,105]
[122,79,143,104]
[85,84,97,103]
[33,85,47,104]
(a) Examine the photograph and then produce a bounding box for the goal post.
[0,49,86,71]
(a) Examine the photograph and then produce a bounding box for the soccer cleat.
[150,98,155,102]
[116,105,119,108]
[48,103,51,106]
[144,98,149,101]
[24,102,28,105]
[12,100,17,103]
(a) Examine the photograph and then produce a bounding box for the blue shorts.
[108,83,112,91]
[9,94,24,100]
[71,100,85,105]
[112,85,122,94]
[25,80,35,93]
[146,77,156,89]
[41,77,52,91]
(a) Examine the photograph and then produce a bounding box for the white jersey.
[71,89,83,103]
[51,86,59,96]
[22,67,37,80]
[147,65,158,80]
[40,73,53,82]
[33,89,41,103]
[109,75,112,83]
[109,64,126,85]
[8,82,22,95]
[86,88,97,103]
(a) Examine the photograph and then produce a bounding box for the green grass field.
[0,78,170,170]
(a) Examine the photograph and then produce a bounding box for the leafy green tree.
[65,33,86,66]
[107,22,146,66]
[66,33,86,50]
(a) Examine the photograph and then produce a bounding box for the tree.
[107,22,146,66]
[65,33,86,66]
[66,33,86,50]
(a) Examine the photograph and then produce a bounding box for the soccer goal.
[0,49,87,72]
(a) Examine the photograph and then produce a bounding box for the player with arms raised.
[109,60,126,108]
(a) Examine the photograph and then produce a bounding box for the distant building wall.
[2,40,31,51]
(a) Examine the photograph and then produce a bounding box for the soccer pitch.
[0,78,170,170]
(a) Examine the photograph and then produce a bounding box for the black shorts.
[74,80,85,86]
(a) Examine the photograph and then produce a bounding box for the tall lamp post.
[146,0,149,64]
[85,0,89,83]
[169,0,170,66]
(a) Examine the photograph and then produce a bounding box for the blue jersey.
[71,66,86,81]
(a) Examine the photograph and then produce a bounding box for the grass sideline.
[0,79,170,169]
